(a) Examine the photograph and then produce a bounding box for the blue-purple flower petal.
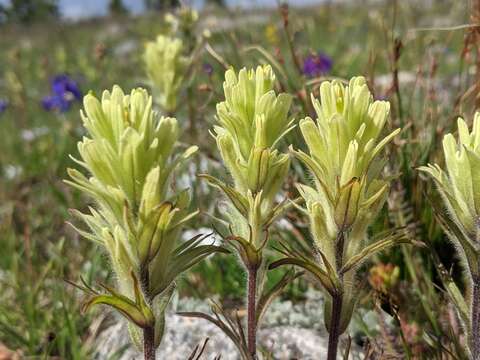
[303,52,333,78]
[42,74,82,112]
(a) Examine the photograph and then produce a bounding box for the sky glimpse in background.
[0,0,327,19]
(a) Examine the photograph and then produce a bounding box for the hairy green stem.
[141,266,156,360]
[247,266,258,359]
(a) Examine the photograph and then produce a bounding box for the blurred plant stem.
[278,3,313,118]
[187,84,196,136]
[279,4,302,76]
[391,37,403,126]
[388,0,404,126]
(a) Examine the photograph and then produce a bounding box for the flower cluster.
[420,114,480,242]
[206,65,293,253]
[294,77,399,238]
[200,65,294,358]
[165,6,198,36]
[42,74,82,112]
[303,52,333,78]
[67,85,224,351]
[274,77,403,343]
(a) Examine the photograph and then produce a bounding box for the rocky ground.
[93,288,375,359]
[93,290,344,359]
[95,317,330,359]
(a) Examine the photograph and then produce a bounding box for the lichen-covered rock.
[94,316,330,359]
[93,289,367,359]
[94,290,331,359]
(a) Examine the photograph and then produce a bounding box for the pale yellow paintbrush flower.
[66,85,225,354]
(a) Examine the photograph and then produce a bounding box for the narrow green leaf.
[83,294,153,329]
[340,232,410,275]
[199,174,249,216]
[269,257,337,296]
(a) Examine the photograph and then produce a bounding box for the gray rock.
[259,327,329,360]
[93,289,365,359]
[94,290,331,359]
[94,315,329,359]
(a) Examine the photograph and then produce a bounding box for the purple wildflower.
[0,99,8,114]
[42,74,82,112]
[42,95,71,112]
[203,63,214,76]
[52,75,82,100]
[303,52,333,78]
